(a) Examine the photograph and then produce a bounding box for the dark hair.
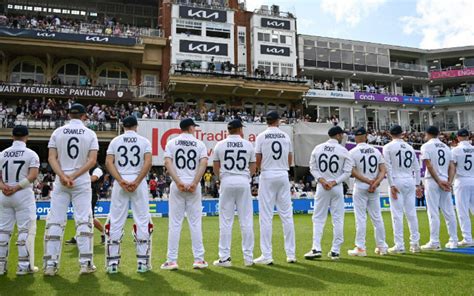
[228,127,241,135]
[69,113,83,119]
[267,118,278,125]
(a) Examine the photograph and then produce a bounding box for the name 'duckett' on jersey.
[3,150,25,158]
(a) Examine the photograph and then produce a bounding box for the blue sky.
[246,0,474,49]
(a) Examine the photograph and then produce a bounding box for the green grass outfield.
[0,211,473,295]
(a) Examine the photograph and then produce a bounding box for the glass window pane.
[342,51,353,64]
[354,52,365,65]
[317,48,329,62]
[366,53,377,66]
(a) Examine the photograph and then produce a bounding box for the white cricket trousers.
[107,176,151,266]
[218,176,254,262]
[312,183,345,253]
[353,186,388,250]
[0,190,36,270]
[258,171,295,259]
[424,179,458,245]
[166,182,204,262]
[389,178,420,250]
[454,178,474,243]
[44,183,93,266]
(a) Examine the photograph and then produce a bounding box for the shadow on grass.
[107,270,184,295]
[177,268,262,294]
[375,251,474,271]
[0,272,36,295]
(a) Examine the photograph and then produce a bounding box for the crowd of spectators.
[0,14,155,38]
[430,84,474,97]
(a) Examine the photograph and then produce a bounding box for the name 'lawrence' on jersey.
[420,138,451,180]
[48,119,99,185]
[164,133,208,183]
[350,142,384,190]
[451,140,474,179]
[106,130,152,175]
[255,127,292,172]
[309,139,353,183]
[383,139,420,184]
[0,141,40,188]
[213,135,256,180]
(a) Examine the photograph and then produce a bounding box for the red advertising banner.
[430,68,474,80]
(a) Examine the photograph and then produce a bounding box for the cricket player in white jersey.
[305,126,353,260]
[44,103,99,276]
[347,127,389,257]
[254,111,296,265]
[161,118,208,270]
[105,116,153,274]
[420,126,458,251]
[0,126,39,275]
[383,125,421,254]
[451,128,474,247]
[212,120,256,267]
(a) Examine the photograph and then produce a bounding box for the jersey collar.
[327,139,339,144]
[124,130,136,134]
[356,142,367,146]
[70,119,84,125]
[227,135,241,138]
[12,140,26,147]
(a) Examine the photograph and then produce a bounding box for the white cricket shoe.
[16,265,39,275]
[80,263,97,275]
[160,261,178,271]
[304,249,322,260]
[193,260,208,269]
[327,251,340,260]
[409,244,421,253]
[286,257,297,263]
[213,258,232,268]
[0,263,6,275]
[388,246,406,254]
[244,260,254,267]
[445,242,458,249]
[458,240,474,247]
[348,247,367,257]
[137,262,151,273]
[253,256,273,265]
[421,242,442,251]
[374,247,388,256]
[43,264,58,276]
[106,263,119,274]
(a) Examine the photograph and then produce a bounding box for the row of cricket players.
[0,104,473,276]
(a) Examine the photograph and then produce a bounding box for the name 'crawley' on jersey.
[164,133,208,183]
[309,139,353,183]
[213,135,256,180]
[350,142,384,190]
[451,140,474,179]
[255,127,293,172]
[106,130,152,175]
[420,138,451,180]
[0,141,40,188]
[383,139,420,185]
[48,119,99,185]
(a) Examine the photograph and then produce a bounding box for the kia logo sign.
[261,45,290,56]
[179,6,227,22]
[36,32,56,37]
[85,36,109,42]
[261,17,291,30]
[179,40,228,56]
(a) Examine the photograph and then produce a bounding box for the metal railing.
[173,0,229,9]
[390,62,428,72]
[0,118,120,131]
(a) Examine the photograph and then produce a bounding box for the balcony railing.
[0,118,119,132]
[173,0,229,9]
[390,62,428,72]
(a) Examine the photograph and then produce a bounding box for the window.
[238,31,245,45]
[98,68,129,87]
[272,62,279,75]
[280,35,286,44]
[281,63,294,76]
[257,61,271,75]
[176,20,202,36]
[271,34,278,43]
[258,32,270,42]
[56,63,87,85]
[206,22,231,39]
[10,61,44,83]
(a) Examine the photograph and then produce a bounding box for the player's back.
[421,138,451,180]
[214,135,255,180]
[350,142,383,189]
[0,142,39,188]
[165,133,207,183]
[452,141,474,179]
[311,139,349,180]
[107,130,151,176]
[255,127,292,173]
[383,139,417,178]
[48,119,98,184]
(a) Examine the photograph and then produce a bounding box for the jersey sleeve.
[383,145,394,186]
[164,141,173,159]
[451,148,458,164]
[309,146,323,180]
[199,141,208,160]
[413,148,421,185]
[89,131,99,151]
[255,134,263,154]
[349,150,357,168]
[249,143,256,163]
[213,142,222,162]
[144,138,152,154]
[29,152,40,168]
[335,148,353,185]
[376,149,385,164]
[106,139,116,155]
[47,129,58,148]
[420,144,430,160]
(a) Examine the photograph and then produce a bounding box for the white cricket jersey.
[164,133,208,183]
[420,138,451,181]
[106,130,152,176]
[48,119,99,185]
[0,141,40,189]
[213,135,256,181]
[451,140,474,179]
[383,139,420,186]
[255,127,293,173]
[309,139,353,185]
[349,142,385,190]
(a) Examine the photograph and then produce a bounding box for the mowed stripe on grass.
[0,211,473,295]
